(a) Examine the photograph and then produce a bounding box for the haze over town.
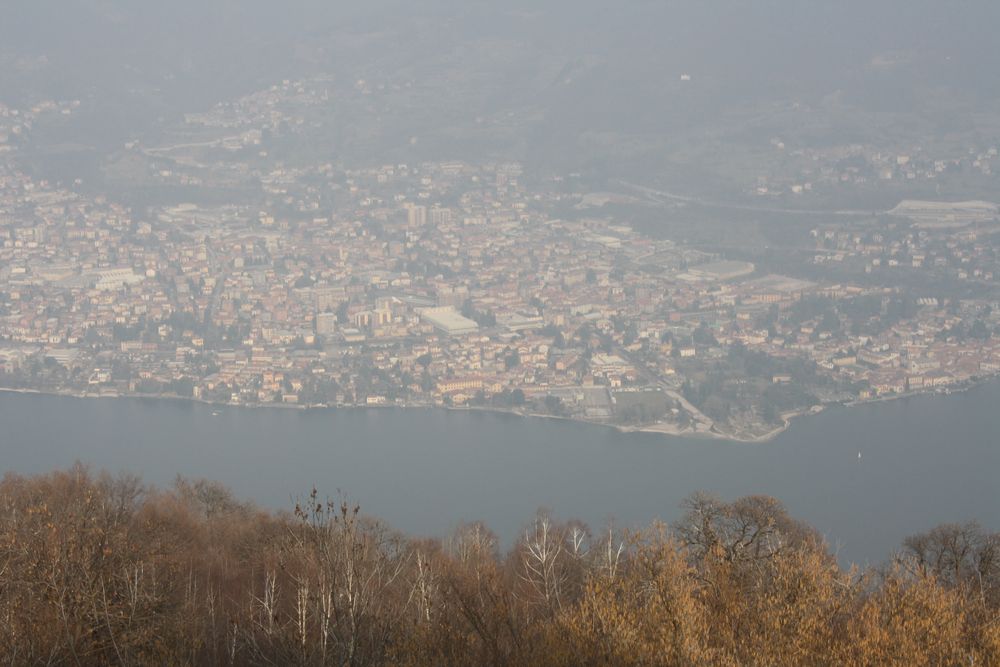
[0,4,999,663]
[3,2,1000,440]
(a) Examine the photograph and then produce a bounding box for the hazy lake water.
[1,383,998,566]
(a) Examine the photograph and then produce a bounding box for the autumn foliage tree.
[0,466,996,665]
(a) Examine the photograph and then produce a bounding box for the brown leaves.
[0,473,996,666]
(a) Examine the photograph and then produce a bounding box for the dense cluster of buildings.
[2,84,1000,439]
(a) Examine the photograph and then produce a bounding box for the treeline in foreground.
[0,466,997,666]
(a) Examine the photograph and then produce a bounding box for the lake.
[1,384,998,566]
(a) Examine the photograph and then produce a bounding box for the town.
[2,83,1000,441]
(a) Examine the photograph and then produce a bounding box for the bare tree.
[675,492,822,565]
[900,521,999,607]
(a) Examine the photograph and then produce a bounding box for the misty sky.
[4,1,999,140]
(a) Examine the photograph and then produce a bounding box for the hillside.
[0,465,996,665]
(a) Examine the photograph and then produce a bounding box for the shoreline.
[0,385,777,442]
[0,377,992,444]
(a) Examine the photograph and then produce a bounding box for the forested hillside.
[0,466,996,665]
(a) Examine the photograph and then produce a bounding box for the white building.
[91,268,144,291]
[419,306,479,335]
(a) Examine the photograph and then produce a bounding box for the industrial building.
[418,306,480,335]
[685,260,755,282]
